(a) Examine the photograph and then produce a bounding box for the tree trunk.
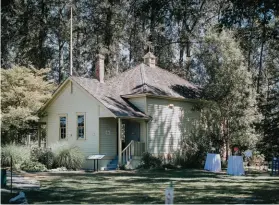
[58,39,64,83]
[179,44,185,69]
[221,118,230,161]
[39,0,46,69]
[257,12,266,93]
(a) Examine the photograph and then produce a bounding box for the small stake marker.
[165,181,174,204]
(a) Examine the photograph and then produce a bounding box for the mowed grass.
[1,169,279,204]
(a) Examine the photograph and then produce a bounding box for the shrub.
[221,160,228,169]
[249,152,265,167]
[118,164,126,170]
[31,147,55,169]
[1,144,31,169]
[54,146,84,170]
[138,152,162,169]
[20,161,47,172]
[173,149,204,169]
[30,147,44,161]
[39,149,55,169]
[172,123,215,168]
[162,163,177,169]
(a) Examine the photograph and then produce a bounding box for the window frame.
[58,114,68,140]
[76,113,86,140]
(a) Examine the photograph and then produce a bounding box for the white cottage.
[39,52,201,170]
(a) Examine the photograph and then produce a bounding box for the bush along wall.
[1,143,85,171]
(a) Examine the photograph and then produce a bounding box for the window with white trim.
[59,116,67,139]
[77,114,85,139]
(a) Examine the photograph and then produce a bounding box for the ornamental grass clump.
[1,144,31,169]
[54,145,84,170]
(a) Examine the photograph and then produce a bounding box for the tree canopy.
[1,0,278,157]
[1,66,55,143]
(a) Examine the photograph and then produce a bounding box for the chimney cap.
[143,52,157,68]
[96,53,105,59]
[143,52,156,59]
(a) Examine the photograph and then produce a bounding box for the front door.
[124,121,140,147]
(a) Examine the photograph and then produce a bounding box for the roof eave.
[121,93,151,98]
[122,93,202,102]
[147,94,203,102]
[117,116,151,121]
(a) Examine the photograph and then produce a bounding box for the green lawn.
[2,169,279,204]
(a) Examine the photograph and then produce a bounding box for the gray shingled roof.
[71,63,200,118]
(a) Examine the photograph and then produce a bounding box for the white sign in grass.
[165,182,174,204]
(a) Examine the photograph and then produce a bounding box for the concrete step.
[104,156,122,171]
[108,164,117,168]
[107,167,117,170]
[102,166,117,171]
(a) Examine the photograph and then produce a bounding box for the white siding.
[139,121,146,143]
[147,97,200,154]
[128,97,146,113]
[45,81,106,158]
[99,106,114,117]
[39,116,47,123]
[99,118,117,156]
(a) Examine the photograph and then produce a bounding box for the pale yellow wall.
[44,81,113,158]
[127,97,147,113]
[139,121,147,143]
[146,97,200,155]
[99,118,117,156]
[127,97,148,147]
[43,79,200,167]
[99,105,115,117]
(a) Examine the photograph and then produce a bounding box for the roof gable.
[39,78,118,118]
[71,76,149,119]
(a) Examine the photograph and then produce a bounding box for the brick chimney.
[143,52,156,68]
[95,54,105,83]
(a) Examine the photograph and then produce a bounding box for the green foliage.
[138,152,162,169]
[118,164,126,170]
[173,124,211,168]
[1,66,54,144]
[192,29,261,154]
[1,66,54,129]
[54,145,85,170]
[1,144,31,169]
[257,41,279,159]
[31,147,55,169]
[2,0,278,163]
[249,152,265,167]
[20,161,47,172]
[162,163,177,169]
[221,160,228,169]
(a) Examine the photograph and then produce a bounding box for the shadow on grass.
[1,169,279,204]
